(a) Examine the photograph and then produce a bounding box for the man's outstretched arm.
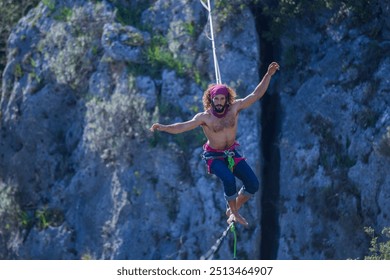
[150,113,204,134]
[236,62,280,111]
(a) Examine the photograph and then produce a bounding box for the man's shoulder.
[231,99,242,107]
[195,110,211,118]
[193,110,212,124]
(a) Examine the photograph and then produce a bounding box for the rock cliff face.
[0,0,389,260]
[276,2,390,259]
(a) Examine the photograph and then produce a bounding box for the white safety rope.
[200,0,222,84]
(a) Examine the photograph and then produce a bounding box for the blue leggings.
[210,159,259,201]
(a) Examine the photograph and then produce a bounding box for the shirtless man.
[150,62,280,226]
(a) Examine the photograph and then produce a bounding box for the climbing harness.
[200,0,222,84]
[200,221,238,260]
[202,150,236,172]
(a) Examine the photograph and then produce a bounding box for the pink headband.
[209,85,229,99]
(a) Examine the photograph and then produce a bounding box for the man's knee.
[243,176,259,195]
[222,175,237,198]
[251,177,260,193]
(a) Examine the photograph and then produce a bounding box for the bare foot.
[226,208,231,217]
[226,194,250,217]
[227,212,248,227]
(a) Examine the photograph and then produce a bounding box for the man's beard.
[212,102,227,113]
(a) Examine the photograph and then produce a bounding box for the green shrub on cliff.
[364,227,390,260]
[0,0,40,88]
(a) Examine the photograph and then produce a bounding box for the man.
[150,62,280,226]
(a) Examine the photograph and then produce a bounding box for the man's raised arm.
[236,62,280,111]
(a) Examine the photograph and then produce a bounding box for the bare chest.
[211,114,237,133]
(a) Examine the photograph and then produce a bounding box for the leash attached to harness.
[230,222,237,259]
[225,151,235,172]
[200,221,238,260]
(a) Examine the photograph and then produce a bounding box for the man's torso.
[200,104,239,150]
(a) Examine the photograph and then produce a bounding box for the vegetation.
[54,7,73,22]
[0,184,58,257]
[37,2,110,92]
[146,35,186,77]
[364,227,390,260]
[84,91,150,165]
[107,0,153,28]
[42,0,55,11]
[214,0,260,26]
[105,1,206,86]
[260,0,380,42]
[0,0,40,88]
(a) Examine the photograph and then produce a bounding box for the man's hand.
[267,62,280,76]
[149,123,163,132]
